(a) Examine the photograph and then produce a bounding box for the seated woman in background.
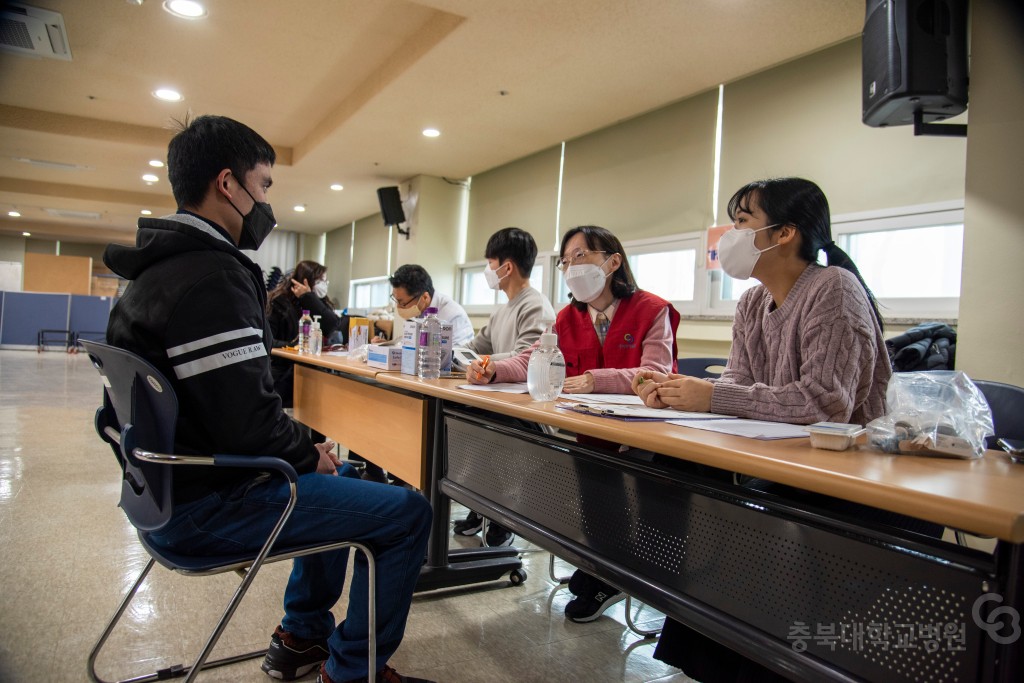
[267,260,346,406]
[468,224,681,623]
[633,177,928,683]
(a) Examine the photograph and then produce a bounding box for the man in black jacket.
[105,115,432,683]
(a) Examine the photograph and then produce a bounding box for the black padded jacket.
[104,212,317,502]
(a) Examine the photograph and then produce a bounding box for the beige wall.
[394,174,468,297]
[957,0,1024,384]
[0,234,25,263]
[324,223,353,309]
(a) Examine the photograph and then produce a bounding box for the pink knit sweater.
[709,264,891,425]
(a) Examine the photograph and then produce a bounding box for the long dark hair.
[560,225,637,311]
[266,260,334,310]
[727,178,883,331]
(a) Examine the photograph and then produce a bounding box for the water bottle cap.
[540,332,557,346]
[425,307,439,315]
[302,310,310,315]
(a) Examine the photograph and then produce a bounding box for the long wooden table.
[375,373,1024,683]
[276,349,524,591]
[278,350,1024,682]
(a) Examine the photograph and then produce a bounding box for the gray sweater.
[467,286,555,361]
[710,264,891,425]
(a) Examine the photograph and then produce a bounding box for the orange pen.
[477,355,490,379]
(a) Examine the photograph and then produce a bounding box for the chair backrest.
[81,340,179,531]
[973,379,1024,446]
[676,357,728,380]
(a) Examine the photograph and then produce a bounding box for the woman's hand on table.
[562,372,595,394]
[466,357,495,384]
[636,375,714,412]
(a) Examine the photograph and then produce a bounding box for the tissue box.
[367,344,403,371]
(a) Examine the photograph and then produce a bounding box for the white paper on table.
[667,418,809,440]
[324,351,349,357]
[561,403,734,420]
[559,393,644,405]
[457,382,530,393]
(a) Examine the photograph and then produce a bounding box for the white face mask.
[313,280,329,298]
[564,258,611,303]
[483,262,508,290]
[396,304,420,320]
[717,224,780,280]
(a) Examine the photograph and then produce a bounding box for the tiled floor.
[0,350,693,683]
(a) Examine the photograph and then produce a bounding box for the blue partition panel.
[70,295,112,341]
[0,292,71,346]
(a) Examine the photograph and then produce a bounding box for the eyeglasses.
[390,293,420,308]
[557,249,607,271]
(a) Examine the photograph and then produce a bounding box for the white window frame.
[456,252,556,316]
[619,233,704,316]
[831,200,963,320]
[347,275,391,312]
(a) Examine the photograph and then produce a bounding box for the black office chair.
[81,341,376,683]
[676,357,728,379]
[973,379,1024,447]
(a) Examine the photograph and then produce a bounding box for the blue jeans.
[149,464,432,681]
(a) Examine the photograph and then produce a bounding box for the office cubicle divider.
[0,291,115,350]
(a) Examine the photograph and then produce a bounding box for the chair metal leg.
[624,596,663,638]
[88,557,157,683]
[548,553,572,584]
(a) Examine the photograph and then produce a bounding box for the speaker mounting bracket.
[394,224,411,239]
[913,110,967,138]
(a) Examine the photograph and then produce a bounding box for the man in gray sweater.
[454,227,555,546]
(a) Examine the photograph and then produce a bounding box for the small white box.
[367,344,403,371]
[401,320,421,376]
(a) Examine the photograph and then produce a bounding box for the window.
[457,260,549,313]
[348,276,390,312]
[551,235,701,312]
[832,202,964,319]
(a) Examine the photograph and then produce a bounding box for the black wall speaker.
[377,186,406,226]
[862,0,968,127]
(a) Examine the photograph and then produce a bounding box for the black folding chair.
[81,340,375,683]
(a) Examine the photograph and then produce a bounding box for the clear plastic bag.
[867,371,994,459]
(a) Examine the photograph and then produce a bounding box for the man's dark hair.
[167,115,277,208]
[484,227,538,277]
[389,264,434,299]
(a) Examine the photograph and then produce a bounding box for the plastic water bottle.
[310,316,323,356]
[298,309,312,354]
[417,307,443,379]
[527,328,566,400]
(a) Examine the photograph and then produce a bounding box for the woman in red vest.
[467,224,681,622]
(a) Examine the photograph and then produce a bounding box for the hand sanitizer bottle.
[310,316,323,356]
[527,323,565,401]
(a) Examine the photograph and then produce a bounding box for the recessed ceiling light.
[22,231,31,236]
[8,210,20,217]
[152,88,183,102]
[422,128,441,138]
[163,0,207,19]
[140,209,152,216]
[293,205,307,212]
[148,159,165,168]
[330,184,344,191]
[142,174,159,183]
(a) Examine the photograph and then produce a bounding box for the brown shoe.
[326,662,436,683]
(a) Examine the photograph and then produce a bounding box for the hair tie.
[822,240,836,252]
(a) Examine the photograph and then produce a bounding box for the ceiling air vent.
[45,208,101,220]
[0,2,72,61]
